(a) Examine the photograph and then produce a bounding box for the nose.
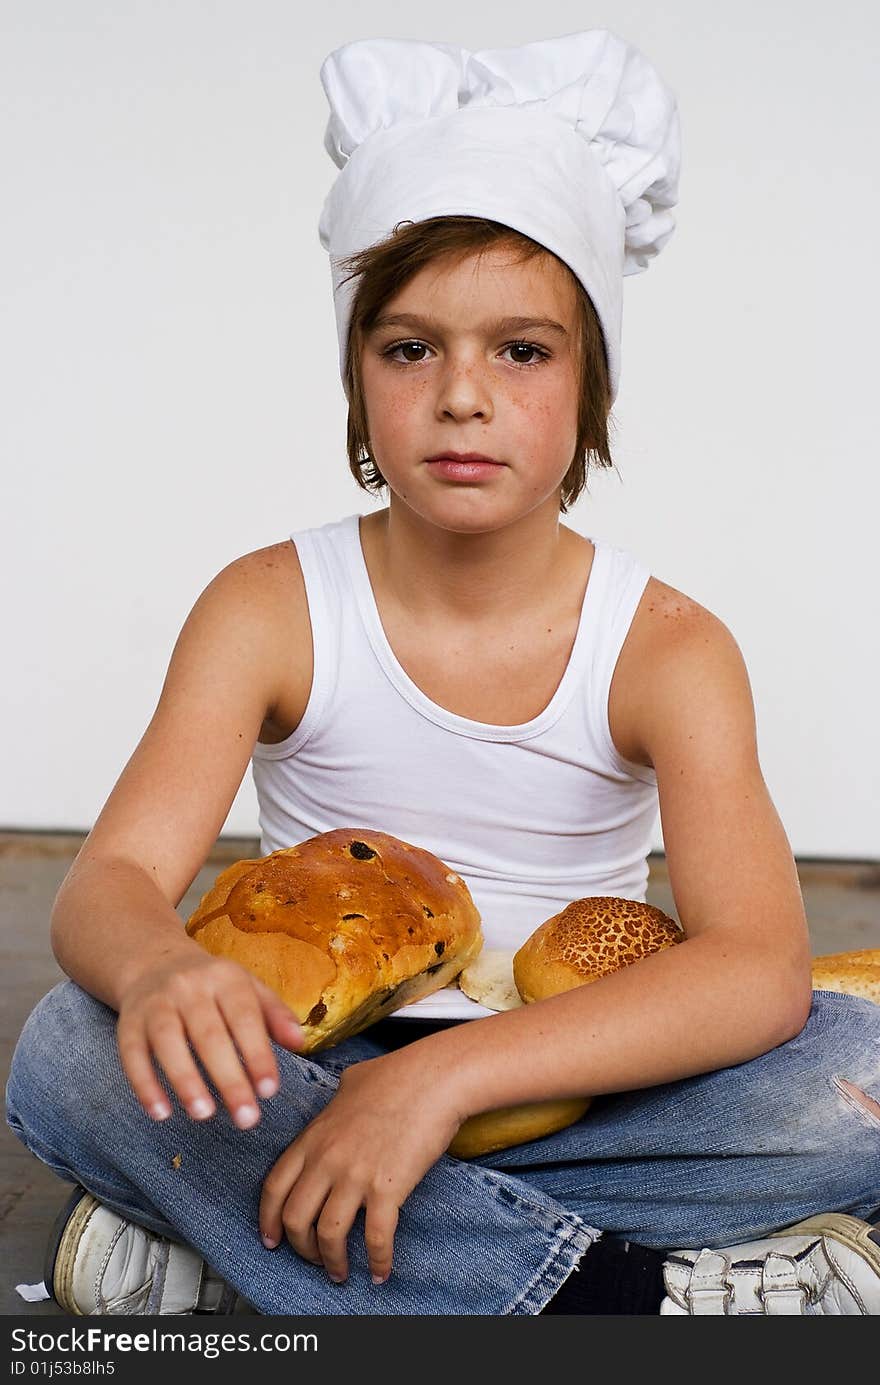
[435,350,494,423]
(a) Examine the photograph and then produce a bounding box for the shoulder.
[204,541,310,719]
[223,539,303,588]
[217,540,306,622]
[192,540,305,646]
[615,573,753,770]
[628,575,756,771]
[636,575,727,654]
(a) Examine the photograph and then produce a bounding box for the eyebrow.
[369,312,569,338]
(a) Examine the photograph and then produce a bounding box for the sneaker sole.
[772,1213,880,1276]
[43,1186,102,1315]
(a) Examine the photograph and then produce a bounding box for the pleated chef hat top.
[317,29,681,406]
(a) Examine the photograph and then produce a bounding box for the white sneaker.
[44,1186,242,1315]
[660,1213,880,1315]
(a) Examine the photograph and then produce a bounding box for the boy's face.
[359,246,581,530]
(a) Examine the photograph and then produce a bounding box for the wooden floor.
[2,830,878,1315]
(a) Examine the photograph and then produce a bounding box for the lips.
[426,455,506,483]
[425,452,505,465]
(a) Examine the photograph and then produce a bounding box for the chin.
[409,504,516,536]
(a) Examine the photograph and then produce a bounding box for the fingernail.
[256,1077,278,1098]
[190,1097,214,1119]
[329,1273,345,1284]
[372,1274,387,1285]
[234,1104,260,1128]
[261,1233,278,1249]
[149,1101,171,1120]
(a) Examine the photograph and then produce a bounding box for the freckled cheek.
[369,378,431,451]
[508,383,578,464]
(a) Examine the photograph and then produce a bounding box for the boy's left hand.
[258,1048,465,1285]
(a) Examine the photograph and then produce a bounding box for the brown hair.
[333,216,617,514]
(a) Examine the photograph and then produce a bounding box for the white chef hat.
[317,30,681,408]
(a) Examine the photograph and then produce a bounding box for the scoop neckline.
[342,512,606,743]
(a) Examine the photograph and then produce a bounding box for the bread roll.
[447,1094,596,1160]
[513,896,684,1003]
[185,828,483,1051]
[447,897,683,1159]
[811,949,880,1005]
[456,948,523,1012]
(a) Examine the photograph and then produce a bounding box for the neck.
[361,499,578,628]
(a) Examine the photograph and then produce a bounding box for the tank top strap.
[585,542,657,785]
[250,518,347,761]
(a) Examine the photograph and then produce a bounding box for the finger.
[363,1195,399,1285]
[116,1014,174,1120]
[143,1007,219,1122]
[279,1170,333,1266]
[259,1144,309,1250]
[316,1188,364,1283]
[215,985,283,1101]
[182,1003,263,1128]
[254,981,306,1051]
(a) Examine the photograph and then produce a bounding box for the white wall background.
[2,0,877,859]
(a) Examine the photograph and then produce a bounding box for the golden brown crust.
[513,896,683,1003]
[811,948,880,1005]
[185,829,483,1051]
[448,1097,592,1159]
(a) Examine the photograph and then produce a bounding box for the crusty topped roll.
[513,896,684,1003]
[185,828,484,1051]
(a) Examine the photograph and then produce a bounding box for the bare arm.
[50,546,306,1124]
[385,606,814,1119]
[51,856,198,1013]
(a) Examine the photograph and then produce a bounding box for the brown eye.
[384,340,429,364]
[504,341,550,368]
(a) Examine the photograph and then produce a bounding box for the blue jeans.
[5,980,880,1315]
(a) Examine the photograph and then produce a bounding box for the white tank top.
[251,512,659,1022]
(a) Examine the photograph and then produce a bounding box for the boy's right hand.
[116,950,306,1129]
